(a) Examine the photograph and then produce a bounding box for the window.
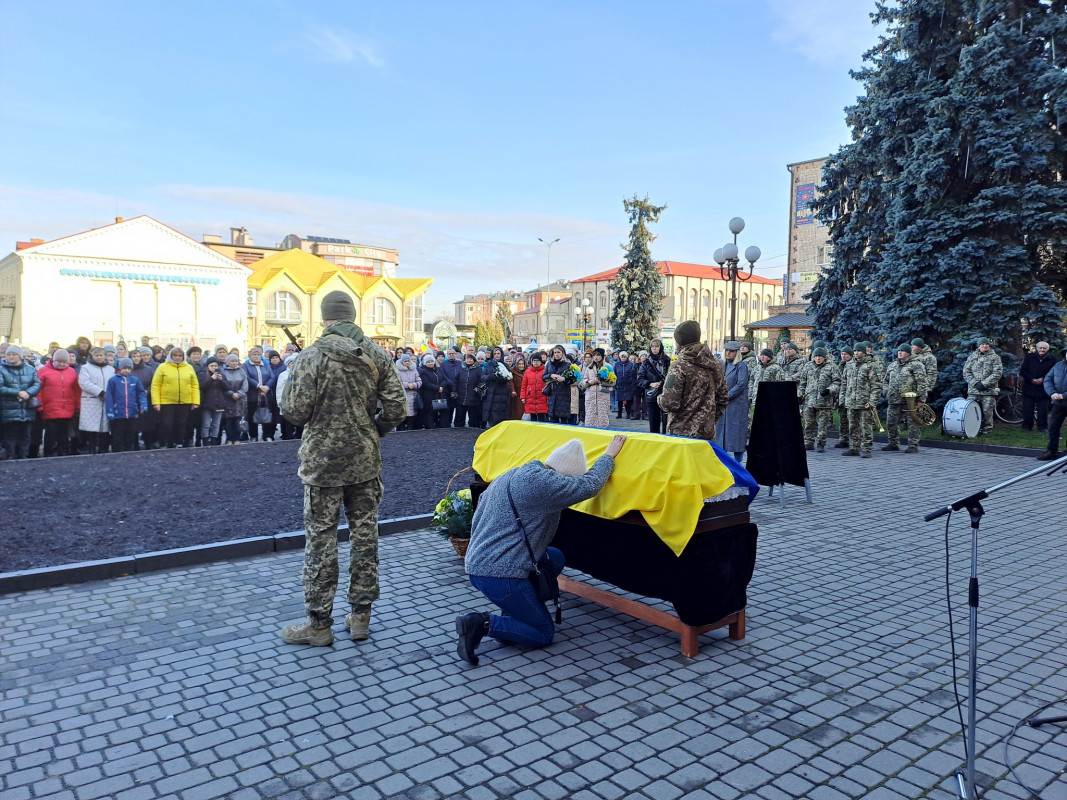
[599,291,607,309]
[404,295,423,333]
[715,293,723,310]
[266,291,302,324]
[366,297,396,325]
[675,288,684,318]
[689,289,698,321]
[754,297,761,315]
[816,245,834,266]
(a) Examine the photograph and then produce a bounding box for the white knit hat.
[544,439,587,477]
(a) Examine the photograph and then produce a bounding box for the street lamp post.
[713,217,761,345]
[537,237,559,343]
[573,298,593,352]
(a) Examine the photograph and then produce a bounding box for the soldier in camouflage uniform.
[834,347,853,448]
[748,348,784,431]
[962,337,1003,435]
[882,344,928,453]
[781,342,805,381]
[842,342,882,458]
[658,320,728,441]
[806,339,827,364]
[865,341,886,382]
[797,347,840,452]
[739,342,757,375]
[278,291,407,646]
[776,340,791,367]
[910,338,938,398]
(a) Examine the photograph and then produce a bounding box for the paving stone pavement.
[2,445,1066,800]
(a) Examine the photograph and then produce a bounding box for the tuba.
[903,392,937,427]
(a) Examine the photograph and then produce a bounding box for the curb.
[855,432,1045,458]
[0,514,433,596]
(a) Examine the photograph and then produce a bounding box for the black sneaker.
[1036,450,1060,461]
[456,612,489,666]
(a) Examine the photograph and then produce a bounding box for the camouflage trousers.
[302,478,383,627]
[969,394,996,433]
[837,405,850,445]
[802,407,834,446]
[846,408,874,454]
[886,403,921,446]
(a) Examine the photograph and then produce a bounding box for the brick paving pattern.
[2,444,1066,799]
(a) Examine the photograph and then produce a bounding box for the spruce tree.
[473,321,491,349]
[609,194,667,351]
[811,0,1067,400]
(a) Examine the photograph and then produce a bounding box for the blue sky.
[0,0,881,317]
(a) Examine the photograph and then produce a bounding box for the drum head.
[963,400,982,438]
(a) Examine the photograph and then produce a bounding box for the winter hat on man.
[320,291,356,323]
[897,343,911,354]
[813,348,827,358]
[674,320,701,347]
[760,348,774,358]
[117,357,133,370]
[911,338,925,348]
[786,343,799,354]
[544,439,588,477]
[976,337,990,346]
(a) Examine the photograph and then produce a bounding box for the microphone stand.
[924,452,1067,800]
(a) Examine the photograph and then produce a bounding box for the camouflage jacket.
[657,341,728,440]
[913,346,938,395]
[884,356,927,404]
[280,322,407,487]
[962,349,1003,397]
[843,353,882,409]
[781,353,805,381]
[836,359,852,406]
[797,360,841,409]
[748,361,784,402]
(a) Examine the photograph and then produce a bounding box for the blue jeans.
[469,548,564,648]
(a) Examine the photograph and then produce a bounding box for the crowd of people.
[3,325,1065,464]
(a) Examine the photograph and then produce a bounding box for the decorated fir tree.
[609,194,667,351]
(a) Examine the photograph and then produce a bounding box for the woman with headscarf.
[0,347,42,458]
[395,354,422,430]
[78,347,115,453]
[220,353,249,444]
[637,339,672,434]
[417,353,444,429]
[542,345,577,425]
[506,354,526,420]
[151,345,200,448]
[73,336,92,366]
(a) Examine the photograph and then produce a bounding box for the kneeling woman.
[456,434,627,665]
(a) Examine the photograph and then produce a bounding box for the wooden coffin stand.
[471,477,758,657]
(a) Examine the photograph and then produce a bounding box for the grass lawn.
[831,411,1055,450]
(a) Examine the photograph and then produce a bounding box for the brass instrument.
[868,406,886,433]
[903,392,937,427]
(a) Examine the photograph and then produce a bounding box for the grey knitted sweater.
[464,456,616,579]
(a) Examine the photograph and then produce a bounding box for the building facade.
[453,290,530,326]
[567,261,783,353]
[0,216,250,350]
[786,157,833,305]
[280,234,398,278]
[246,248,430,351]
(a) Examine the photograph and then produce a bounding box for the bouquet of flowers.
[570,363,583,382]
[495,361,512,381]
[431,488,474,540]
[597,365,617,385]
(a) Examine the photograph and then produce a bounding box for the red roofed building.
[558,261,783,353]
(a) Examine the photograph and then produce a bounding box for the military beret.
[911,338,925,348]
[760,348,774,358]
[976,337,990,346]
[897,343,911,353]
[813,347,827,357]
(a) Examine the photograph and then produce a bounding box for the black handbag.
[505,477,561,623]
[252,405,272,424]
[431,397,449,412]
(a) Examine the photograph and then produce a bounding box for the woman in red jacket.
[37,349,81,456]
[520,352,549,421]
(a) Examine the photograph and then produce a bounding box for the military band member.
[834,347,853,448]
[883,344,927,453]
[843,342,882,458]
[797,347,840,452]
[781,342,805,380]
[776,340,791,367]
[962,337,1003,435]
[910,338,938,397]
[749,348,784,430]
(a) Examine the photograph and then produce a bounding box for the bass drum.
[942,397,981,438]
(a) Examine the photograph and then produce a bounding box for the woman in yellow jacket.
[151,347,200,448]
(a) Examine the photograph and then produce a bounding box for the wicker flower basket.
[450,538,470,559]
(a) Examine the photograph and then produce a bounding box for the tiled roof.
[572,261,782,287]
[746,312,814,329]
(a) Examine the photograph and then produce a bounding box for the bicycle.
[994,377,1024,424]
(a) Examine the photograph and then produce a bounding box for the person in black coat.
[454,353,483,428]
[542,345,577,424]
[637,338,672,434]
[417,354,445,429]
[479,347,513,428]
[1020,342,1056,432]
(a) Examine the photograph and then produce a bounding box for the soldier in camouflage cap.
[658,321,728,441]
[781,342,805,380]
[842,341,883,458]
[882,344,928,453]
[797,347,840,452]
[278,290,407,646]
[748,348,784,432]
[962,337,1003,435]
[834,347,853,448]
[910,338,938,397]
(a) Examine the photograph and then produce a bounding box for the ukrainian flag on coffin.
[472,421,758,556]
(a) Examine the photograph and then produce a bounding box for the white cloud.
[765,0,882,70]
[302,25,385,68]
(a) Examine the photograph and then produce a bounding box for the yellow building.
[246,249,431,350]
